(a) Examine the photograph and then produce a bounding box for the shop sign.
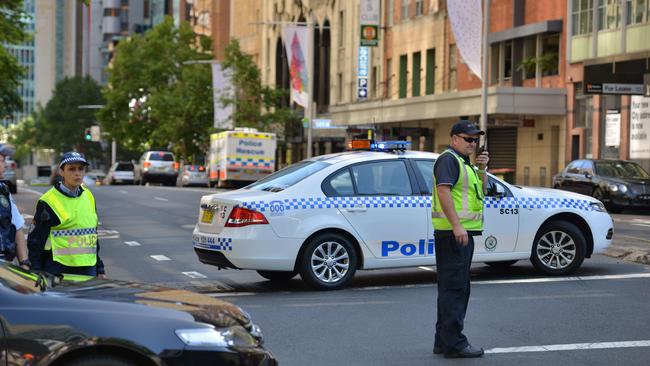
[357,47,370,100]
[360,0,380,46]
[605,111,620,147]
[630,96,650,159]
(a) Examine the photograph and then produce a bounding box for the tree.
[36,76,104,160]
[0,0,29,118]
[220,39,300,135]
[98,17,214,162]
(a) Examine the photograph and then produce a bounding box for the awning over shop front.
[329,87,567,126]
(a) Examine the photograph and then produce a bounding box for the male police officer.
[0,147,29,268]
[431,121,489,358]
[27,152,106,278]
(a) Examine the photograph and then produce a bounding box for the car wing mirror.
[585,172,592,179]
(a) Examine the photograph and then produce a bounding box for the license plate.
[201,210,214,223]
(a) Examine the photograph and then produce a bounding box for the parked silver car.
[178,164,209,187]
[134,151,178,186]
[104,161,135,185]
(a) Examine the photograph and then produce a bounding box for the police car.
[193,141,614,290]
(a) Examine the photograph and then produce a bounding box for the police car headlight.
[175,324,257,348]
[618,184,628,193]
[589,202,606,212]
[607,184,618,192]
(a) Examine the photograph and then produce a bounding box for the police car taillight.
[225,207,269,227]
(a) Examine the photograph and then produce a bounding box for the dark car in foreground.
[553,159,650,213]
[0,260,276,366]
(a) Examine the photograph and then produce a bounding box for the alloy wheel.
[535,230,576,270]
[310,241,350,283]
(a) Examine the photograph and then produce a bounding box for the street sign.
[360,0,380,47]
[357,47,370,100]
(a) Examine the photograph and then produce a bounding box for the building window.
[399,54,408,98]
[401,0,409,20]
[503,41,513,80]
[339,11,345,47]
[598,0,622,30]
[541,34,560,76]
[338,73,344,103]
[572,0,594,35]
[425,48,436,95]
[386,58,393,98]
[521,36,537,79]
[412,51,421,97]
[448,44,457,90]
[416,0,424,16]
[387,0,394,26]
[626,0,648,24]
[372,66,378,98]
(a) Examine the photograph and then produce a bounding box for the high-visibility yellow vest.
[432,149,484,231]
[40,187,98,267]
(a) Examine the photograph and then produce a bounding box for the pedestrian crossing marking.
[182,271,207,279]
[150,255,171,261]
[124,241,141,246]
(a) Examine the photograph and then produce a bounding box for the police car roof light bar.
[370,141,412,152]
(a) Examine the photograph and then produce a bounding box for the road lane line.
[20,187,45,195]
[632,223,650,228]
[150,255,171,261]
[182,271,207,279]
[617,234,650,243]
[154,197,169,201]
[505,293,617,300]
[486,340,650,354]
[285,301,396,307]
[124,241,141,246]
[119,190,128,194]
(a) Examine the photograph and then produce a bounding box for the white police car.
[193,141,614,290]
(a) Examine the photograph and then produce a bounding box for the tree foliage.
[98,17,214,162]
[220,39,300,136]
[0,0,29,118]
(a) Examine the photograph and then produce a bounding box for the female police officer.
[27,152,106,278]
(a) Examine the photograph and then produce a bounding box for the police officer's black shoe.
[433,345,444,355]
[444,345,484,358]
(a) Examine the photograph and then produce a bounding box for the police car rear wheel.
[531,221,586,275]
[257,270,297,282]
[299,233,358,291]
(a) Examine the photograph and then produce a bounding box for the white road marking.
[182,224,196,229]
[150,255,171,261]
[19,187,45,195]
[632,223,650,228]
[101,235,120,239]
[124,241,141,246]
[182,271,207,279]
[21,214,34,220]
[418,266,434,271]
[154,197,168,201]
[505,293,617,300]
[285,301,396,307]
[352,273,650,292]
[119,190,128,194]
[486,340,650,354]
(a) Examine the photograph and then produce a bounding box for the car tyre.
[485,260,518,268]
[68,355,137,366]
[531,221,586,275]
[298,232,358,291]
[257,270,297,282]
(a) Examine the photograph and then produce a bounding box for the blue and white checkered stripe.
[51,228,97,237]
[194,237,233,251]
[241,196,595,212]
[228,158,274,168]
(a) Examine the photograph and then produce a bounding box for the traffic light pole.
[78,104,115,165]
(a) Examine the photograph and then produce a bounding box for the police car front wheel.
[531,221,586,275]
[298,233,358,291]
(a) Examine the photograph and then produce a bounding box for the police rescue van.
[208,129,277,187]
[193,141,614,290]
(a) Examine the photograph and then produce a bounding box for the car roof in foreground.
[308,150,440,165]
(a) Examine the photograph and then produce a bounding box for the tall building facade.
[566,0,650,171]
[2,0,36,127]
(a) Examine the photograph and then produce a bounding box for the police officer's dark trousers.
[434,233,475,353]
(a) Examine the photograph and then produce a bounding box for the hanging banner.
[360,0,380,46]
[630,96,650,159]
[447,0,483,79]
[212,62,234,129]
[283,26,309,107]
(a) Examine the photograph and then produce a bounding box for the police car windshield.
[247,161,330,192]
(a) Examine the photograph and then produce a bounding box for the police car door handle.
[344,205,367,212]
